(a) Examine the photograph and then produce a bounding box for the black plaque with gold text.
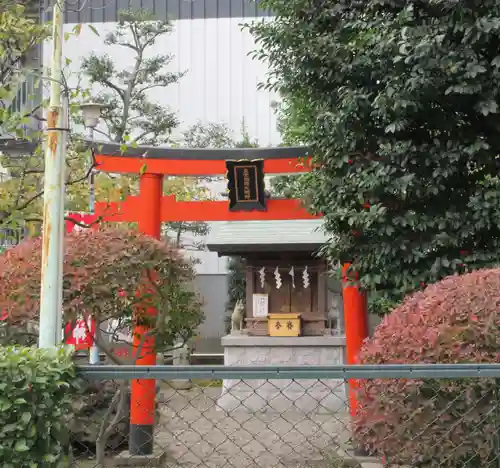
[226,159,266,211]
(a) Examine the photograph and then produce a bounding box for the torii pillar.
[129,173,163,455]
[342,264,368,417]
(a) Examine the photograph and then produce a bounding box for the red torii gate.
[92,142,369,456]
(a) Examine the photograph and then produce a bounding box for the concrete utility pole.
[39,0,67,348]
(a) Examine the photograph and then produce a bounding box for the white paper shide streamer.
[289,266,295,288]
[302,266,310,289]
[274,266,282,289]
[259,267,266,288]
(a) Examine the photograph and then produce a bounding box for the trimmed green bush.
[0,346,80,468]
[353,269,500,467]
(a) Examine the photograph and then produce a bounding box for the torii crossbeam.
[93,144,318,222]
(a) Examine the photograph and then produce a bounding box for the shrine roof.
[206,220,329,255]
[90,140,308,160]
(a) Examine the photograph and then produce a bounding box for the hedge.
[354,269,500,466]
[0,346,80,468]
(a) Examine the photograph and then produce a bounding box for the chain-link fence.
[72,364,500,468]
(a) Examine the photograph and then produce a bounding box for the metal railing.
[72,364,500,468]
[8,75,36,115]
[1,73,41,138]
[74,350,225,365]
[0,227,26,250]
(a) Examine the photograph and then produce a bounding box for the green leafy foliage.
[163,122,223,250]
[249,0,500,304]
[0,3,48,231]
[0,346,80,467]
[354,268,500,466]
[0,228,204,357]
[0,3,47,100]
[181,121,237,149]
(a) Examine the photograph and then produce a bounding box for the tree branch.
[132,129,153,145]
[104,384,128,439]
[116,21,143,143]
[133,83,166,94]
[91,127,112,140]
[0,148,100,227]
[95,382,129,466]
[100,78,125,100]
[113,41,139,52]
[94,323,126,365]
[66,150,98,185]
[65,215,103,228]
[21,169,44,175]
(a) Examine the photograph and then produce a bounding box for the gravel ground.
[73,385,385,468]
[154,386,383,468]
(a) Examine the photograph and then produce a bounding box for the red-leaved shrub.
[354,269,500,467]
[0,227,203,354]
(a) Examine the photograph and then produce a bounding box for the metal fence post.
[495,378,500,468]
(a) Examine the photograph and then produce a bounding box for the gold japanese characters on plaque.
[268,313,302,337]
[243,167,252,200]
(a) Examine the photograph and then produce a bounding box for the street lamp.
[79,102,106,366]
[79,102,106,214]
[80,102,106,136]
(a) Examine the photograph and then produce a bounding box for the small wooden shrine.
[207,219,331,336]
[208,219,347,413]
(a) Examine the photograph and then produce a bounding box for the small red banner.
[65,316,96,350]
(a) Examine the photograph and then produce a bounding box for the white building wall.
[43,18,280,146]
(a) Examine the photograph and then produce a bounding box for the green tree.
[249,0,500,306]
[165,121,258,328]
[0,17,112,233]
[1,9,181,231]
[182,121,236,149]
[0,3,48,231]
[0,2,44,96]
[80,9,182,145]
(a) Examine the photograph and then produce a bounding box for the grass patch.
[192,379,223,388]
[160,379,223,389]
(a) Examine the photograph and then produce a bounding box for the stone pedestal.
[170,343,192,390]
[218,335,347,413]
[114,449,167,466]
